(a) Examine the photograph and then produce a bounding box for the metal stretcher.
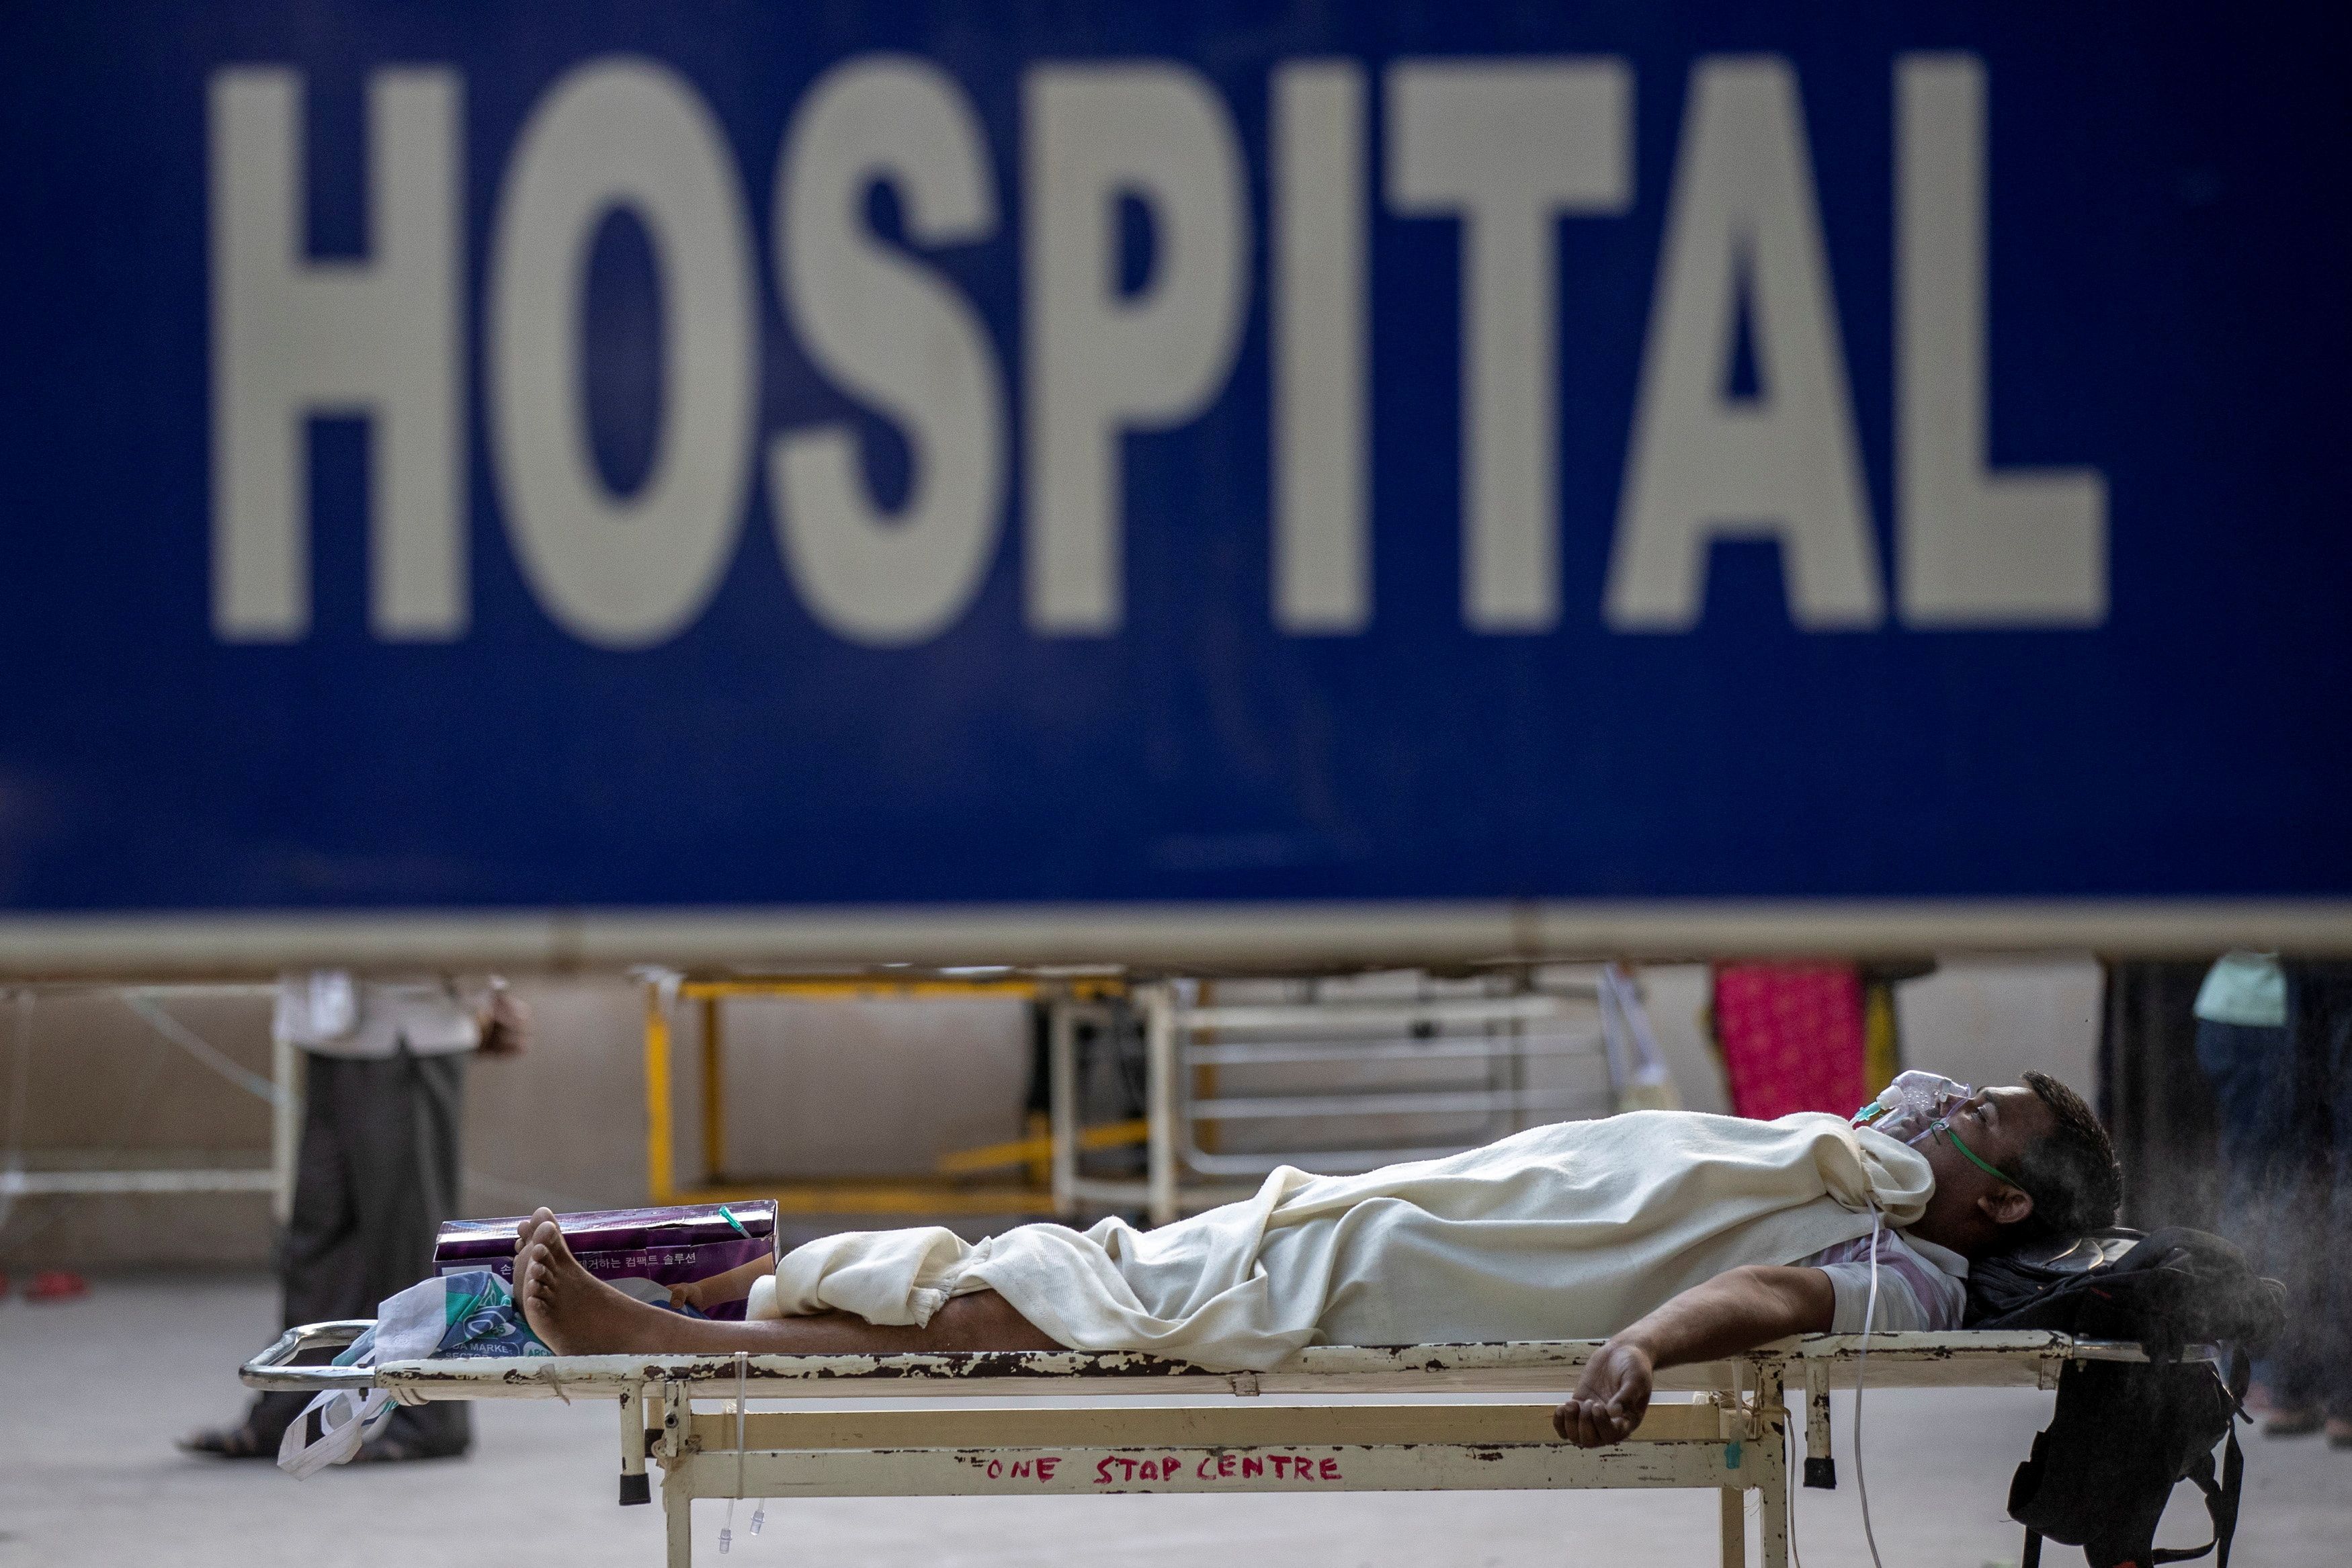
[243,1325,2189,1568]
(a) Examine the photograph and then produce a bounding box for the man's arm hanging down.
[1552,1266,1835,1448]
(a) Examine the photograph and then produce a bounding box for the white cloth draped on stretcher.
[757,1110,1936,1373]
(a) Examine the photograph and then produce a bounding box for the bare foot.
[514,1207,689,1355]
[506,1207,1066,1360]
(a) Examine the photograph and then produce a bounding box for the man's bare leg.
[513,1209,1062,1356]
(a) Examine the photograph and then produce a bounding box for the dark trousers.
[2279,972,2352,1416]
[2199,982,2352,1416]
[247,1047,472,1452]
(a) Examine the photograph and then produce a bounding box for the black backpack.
[1971,1227,2285,1568]
[1966,1228,2144,1327]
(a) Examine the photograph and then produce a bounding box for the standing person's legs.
[2195,1017,2301,1242]
[181,1049,366,1456]
[2309,978,2352,1438]
[2195,1016,2308,1413]
[343,1047,471,1458]
[2265,971,2342,1432]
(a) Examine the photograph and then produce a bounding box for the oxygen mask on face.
[1852,1071,1974,1146]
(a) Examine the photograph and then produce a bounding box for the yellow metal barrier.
[642,971,1127,1215]
[934,1119,1148,1176]
[645,986,677,1204]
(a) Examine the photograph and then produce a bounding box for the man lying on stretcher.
[513,1071,2120,1449]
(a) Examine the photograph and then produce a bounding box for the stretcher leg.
[1720,1486,1747,1568]
[1753,1362,1790,1568]
[1758,1456,1790,1568]
[663,1469,694,1568]
[618,1384,651,1506]
[1802,1360,1835,1488]
[658,1381,687,1461]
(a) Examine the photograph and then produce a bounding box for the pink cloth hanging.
[1712,962,1868,1121]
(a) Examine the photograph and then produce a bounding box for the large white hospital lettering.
[1895,53,2107,625]
[1270,60,1371,634]
[1605,56,1882,631]
[1388,57,1632,634]
[209,67,462,641]
[206,50,2109,647]
[770,56,1007,646]
[487,56,757,649]
[1021,64,1251,635]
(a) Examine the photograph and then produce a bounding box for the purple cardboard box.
[435,1201,777,1321]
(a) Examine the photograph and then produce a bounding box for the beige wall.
[0,988,285,1270]
[1895,955,2103,1097]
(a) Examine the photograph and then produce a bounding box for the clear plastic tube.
[1854,1210,1886,1568]
[720,1350,747,1554]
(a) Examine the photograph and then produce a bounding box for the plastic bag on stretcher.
[278,1270,548,1477]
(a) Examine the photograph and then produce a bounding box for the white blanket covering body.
[762,1110,1934,1372]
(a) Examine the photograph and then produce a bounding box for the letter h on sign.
[210,68,464,642]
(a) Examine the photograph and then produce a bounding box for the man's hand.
[1548,1265,1837,1450]
[476,983,531,1057]
[1553,1339,1654,1447]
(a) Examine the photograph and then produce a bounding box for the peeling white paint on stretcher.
[245,1328,2189,1568]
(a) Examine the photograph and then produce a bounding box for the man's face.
[1925,1083,2054,1203]
[1904,1082,2063,1255]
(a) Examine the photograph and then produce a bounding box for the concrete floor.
[1,1276,2345,1568]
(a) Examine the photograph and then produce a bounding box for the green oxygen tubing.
[1927,1117,2022,1187]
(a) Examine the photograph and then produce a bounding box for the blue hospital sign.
[0,3,2346,952]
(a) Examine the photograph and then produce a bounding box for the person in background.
[179,973,528,1463]
[2275,962,2352,1448]
[2193,952,2348,1446]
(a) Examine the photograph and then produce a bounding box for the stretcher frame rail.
[243,1327,2197,1568]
